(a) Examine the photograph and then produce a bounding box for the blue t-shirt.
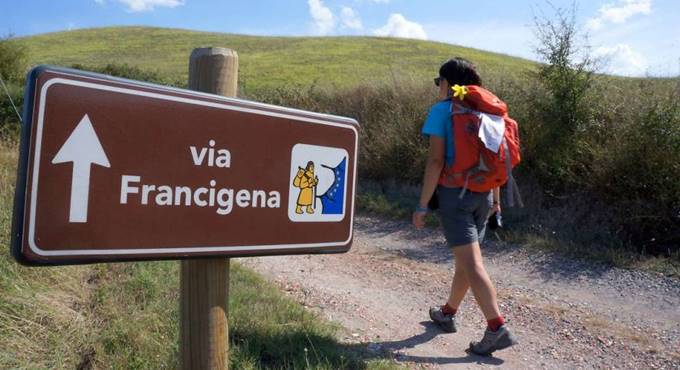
[421,99,454,165]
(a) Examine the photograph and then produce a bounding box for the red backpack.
[439,85,523,207]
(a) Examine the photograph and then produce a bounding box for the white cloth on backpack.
[478,113,505,153]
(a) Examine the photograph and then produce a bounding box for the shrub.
[597,90,680,249]
[0,85,22,140]
[529,4,597,190]
[0,35,27,139]
[0,35,27,83]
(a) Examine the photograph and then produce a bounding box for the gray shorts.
[437,185,492,247]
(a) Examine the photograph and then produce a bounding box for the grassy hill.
[16,26,536,90]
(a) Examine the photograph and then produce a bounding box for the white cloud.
[587,0,651,30]
[373,14,427,40]
[308,0,336,35]
[94,0,105,4]
[593,43,648,76]
[117,0,184,12]
[340,7,363,30]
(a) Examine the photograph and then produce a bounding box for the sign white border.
[28,77,358,256]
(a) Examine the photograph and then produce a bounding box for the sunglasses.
[434,76,444,87]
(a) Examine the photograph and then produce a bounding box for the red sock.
[442,303,457,315]
[487,316,505,332]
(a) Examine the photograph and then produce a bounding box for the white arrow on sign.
[52,114,110,223]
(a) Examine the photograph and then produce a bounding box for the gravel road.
[241,216,680,369]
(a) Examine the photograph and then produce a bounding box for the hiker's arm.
[413,136,445,229]
[492,187,501,214]
[419,136,445,208]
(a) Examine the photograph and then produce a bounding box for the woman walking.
[412,57,518,356]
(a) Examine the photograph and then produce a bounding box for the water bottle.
[488,211,503,230]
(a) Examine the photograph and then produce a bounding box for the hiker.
[293,161,318,214]
[412,57,519,356]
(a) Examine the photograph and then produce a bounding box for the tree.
[531,3,598,188]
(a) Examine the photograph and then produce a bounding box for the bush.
[0,85,22,140]
[0,35,27,139]
[596,90,680,249]
[0,35,27,83]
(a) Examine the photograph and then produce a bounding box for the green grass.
[0,142,401,369]
[15,26,536,91]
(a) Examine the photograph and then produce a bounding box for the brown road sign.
[11,66,359,265]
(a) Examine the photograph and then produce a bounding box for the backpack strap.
[459,173,470,199]
[450,101,477,116]
[502,138,524,207]
[451,101,484,199]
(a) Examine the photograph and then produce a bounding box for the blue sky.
[2,0,678,77]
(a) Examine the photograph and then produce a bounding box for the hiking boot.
[429,306,457,333]
[468,325,518,356]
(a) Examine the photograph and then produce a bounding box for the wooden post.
[181,47,238,370]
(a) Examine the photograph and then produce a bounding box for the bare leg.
[452,241,501,320]
[447,255,470,310]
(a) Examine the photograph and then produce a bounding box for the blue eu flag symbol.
[317,157,347,215]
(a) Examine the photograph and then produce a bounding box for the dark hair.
[439,57,482,86]
[306,161,314,170]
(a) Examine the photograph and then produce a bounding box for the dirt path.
[240,216,680,369]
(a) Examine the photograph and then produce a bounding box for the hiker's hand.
[491,202,501,216]
[412,210,426,229]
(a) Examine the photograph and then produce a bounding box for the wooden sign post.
[180,48,238,370]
